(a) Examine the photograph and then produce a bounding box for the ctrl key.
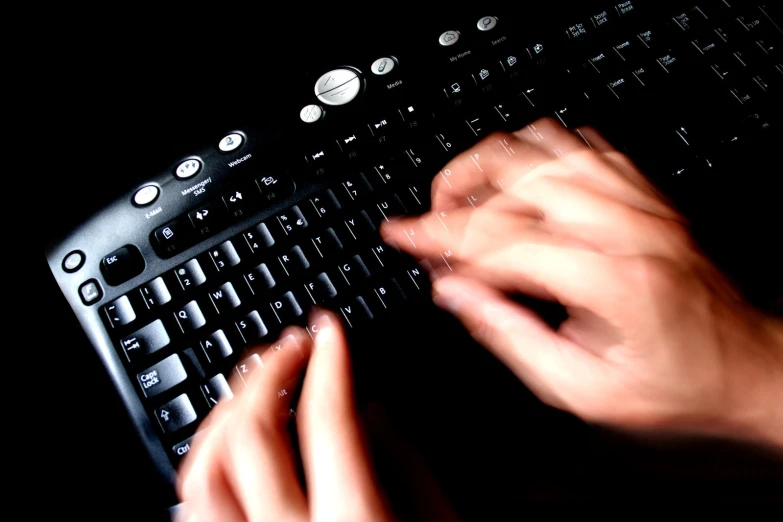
[156,394,197,434]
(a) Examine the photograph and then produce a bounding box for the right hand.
[383,119,783,450]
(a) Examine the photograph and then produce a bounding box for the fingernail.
[307,312,333,343]
[432,286,465,315]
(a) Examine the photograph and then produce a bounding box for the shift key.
[121,319,170,362]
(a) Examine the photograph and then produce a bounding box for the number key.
[175,259,207,290]
[308,189,342,219]
[242,222,276,254]
[340,172,374,203]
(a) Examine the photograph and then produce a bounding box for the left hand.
[177,312,393,522]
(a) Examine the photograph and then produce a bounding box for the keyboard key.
[465,113,490,138]
[469,62,499,94]
[137,354,187,398]
[208,282,241,314]
[234,354,263,385]
[308,190,341,220]
[367,113,398,145]
[371,195,407,225]
[338,255,372,286]
[244,263,277,294]
[275,206,308,237]
[565,20,589,41]
[310,228,344,259]
[174,301,207,333]
[584,50,619,75]
[671,7,708,33]
[636,28,658,50]
[156,394,197,434]
[242,222,276,254]
[368,162,402,186]
[340,172,374,203]
[154,219,191,258]
[202,374,233,408]
[222,187,253,219]
[606,74,636,100]
[404,267,429,293]
[304,272,339,304]
[335,129,366,160]
[200,329,233,363]
[100,245,145,286]
[139,277,171,310]
[172,435,195,462]
[121,319,170,362]
[256,173,296,206]
[175,259,207,290]
[403,184,429,213]
[590,8,613,30]
[339,296,374,328]
[433,131,460,155]
[372,278,407,311]
[269,291,304,324]
[368,242,400,270]
[343,210,376,241]
[656,50,682,74]
[236,311,269,343]
[181,347,206,379]
[103,295,136,328]
[209,241,241,271]
[615,1,637,18]
[278,245,310,277]
[188,202,224,237]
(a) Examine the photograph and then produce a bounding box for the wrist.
[723,316,783,453]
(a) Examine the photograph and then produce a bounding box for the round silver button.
[62,250,85,273]
[300,104,323,123]
[315,69,361,106]
[370,57,396,76]
[175,159,202,179]
[133,185,160,206]
[438,31,460,46]
[477,16,498,31]
[219,133,244,152]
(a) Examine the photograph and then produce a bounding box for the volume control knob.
[314,68,361,106]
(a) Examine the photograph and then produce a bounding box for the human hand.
[177,312,393,521]
[383,119,783,449]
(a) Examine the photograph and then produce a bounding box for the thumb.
[432,276,603,412]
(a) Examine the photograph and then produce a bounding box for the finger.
[430,131,552,213]
[513,117,588,157]
[298,312,391,521]
[178,430,246,522]
[431,275,606,411]
[223,328,312,522]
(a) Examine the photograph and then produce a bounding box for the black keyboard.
[44,0,783,493]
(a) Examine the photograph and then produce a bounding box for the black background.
[37,4,783,520]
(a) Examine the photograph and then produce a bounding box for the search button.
[477,16,498,31]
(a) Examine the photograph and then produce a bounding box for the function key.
[304,143,337,169]
[208,240,241,272]
[79,279,102,306]
[175,159,201,179]
[188,202,224,238]
[62,250,85,273]
[137,354,188,398]
[153,219,191,258]
[242,222,276,254]
[175,259,207,290]
[218,133,244,153]
[397,102,431,131]
[335,129,367,160]
[121,319,170,362]
[366,114,397,146]
[275,206,308,237]
[255,173,296,206]
[156,394,197,434]
[222,187,252,219]
[469,63,498,94]
[202,374,233,408]
[174,300,207,333]
[103,295,136,329]
[101,245,145,286]
[139,277,172,310]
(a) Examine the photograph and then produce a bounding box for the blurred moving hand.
[178,313,393,522]
[383,119,783,449]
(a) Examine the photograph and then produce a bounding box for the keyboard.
[44,0,782,495]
